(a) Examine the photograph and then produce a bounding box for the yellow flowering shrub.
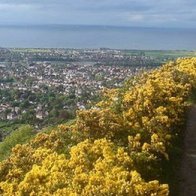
[0,139,169,195]
[76,108,128,139]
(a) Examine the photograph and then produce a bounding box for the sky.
[0,0,195,28]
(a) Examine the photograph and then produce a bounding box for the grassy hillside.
[0,58,195,195]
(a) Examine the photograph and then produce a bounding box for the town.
[0,47,186,129]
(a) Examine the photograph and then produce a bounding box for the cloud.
[127,14,144,22]
[0,3,33,11]
[0,0,195,27]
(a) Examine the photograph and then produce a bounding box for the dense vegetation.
[0,58,195,195]
[0,88,76,124]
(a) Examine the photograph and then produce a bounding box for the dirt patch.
[179,106,196,196]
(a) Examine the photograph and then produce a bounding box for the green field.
[144,50,196,57]
[10,48,52,53]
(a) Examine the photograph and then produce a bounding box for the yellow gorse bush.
[0,58,196,195]
[0,139,169,196]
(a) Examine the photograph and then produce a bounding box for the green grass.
[0,121,26,137]
[0,125,36,161]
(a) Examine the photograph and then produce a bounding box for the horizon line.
[0,23,195,30]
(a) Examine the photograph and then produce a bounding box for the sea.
[0,25,196,50]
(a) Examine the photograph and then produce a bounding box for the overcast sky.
[0,0,195,28]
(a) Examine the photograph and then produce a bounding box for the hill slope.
[0,58,196,195]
